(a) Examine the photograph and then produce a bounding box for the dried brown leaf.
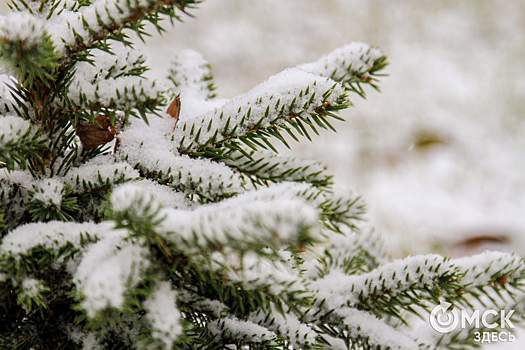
[167,94,181,129]
[76,114,116,150]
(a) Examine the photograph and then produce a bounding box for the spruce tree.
[0,1,524,349]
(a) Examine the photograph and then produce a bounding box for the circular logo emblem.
[430,300,459,333]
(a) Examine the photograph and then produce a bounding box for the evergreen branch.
[168,49,217,99]
[0,13,60,89]
[452,251,525,307]
[160,198,319,252]
[249,305,320,349]
[175,68,348,157]
[223,148,333,188]
[0,91,15,115]
[88,43,149,80]
[207,317,278,347]
[321,188,366,231]
[142,280,183,349]
[8,0,87,16]
[64,156,140,194]
[28,179,78,222]
[63,157,141,222]
[50,0,201,58]
[0,171,32,234]
[299,42,388,98]
[315,307,419,350]
[0,221,107,279]
[107,183,317,297]
[317,227,388,278]
[311,255,461,323]
[0,115,47,171]
[118,118,245,201]
[222,182,365,234]
[67,64,165,123]
[72,233,152,319]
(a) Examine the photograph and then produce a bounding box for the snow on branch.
[63,156,140,193]
[124,179,196,210]
[0,13,60,88]
[299,42,387,96]
[73,229,150,317]
[29,178,64,207]
[68,58,162,120]
[453,251,525,288]
[65,328,103,350]
[87,43,148,80]
[108,183,165,225]
[323,187,366,231]
[220,182,326,209]
[312,254,459,320]
[215,181,364,231]
[158,196,321,254]
[0,221,115,285]
[17,277,50,312]
[0,221,112,258]
[318,226,388,277]
[178,291,230,318]
[46,0,200,55]
[143,280,183,349]
[208,317,277,346]
[168,49,217,100]
[118,117,245,200]
[249,305,319,348]
[0,12,46,46]
[27,178,78,221]
[174,68,348,156]
[0,115,30,145]
[209,251,308,295]
[223,148,332,188]
[320,307,419,350]
[0,115,47,170]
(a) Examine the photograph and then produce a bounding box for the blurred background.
[2,1,525,256]
[136,0,525,261]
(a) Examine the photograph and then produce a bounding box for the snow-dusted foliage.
[0,1,524,349]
